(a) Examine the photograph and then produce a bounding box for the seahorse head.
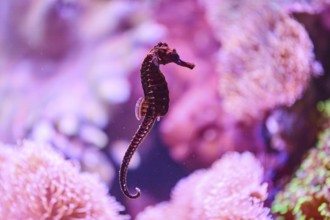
[152,42,195,69]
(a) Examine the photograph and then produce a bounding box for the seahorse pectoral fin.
[135,97,148,121]
[135,97,144,120]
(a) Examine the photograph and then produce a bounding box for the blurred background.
[0,0,330,218]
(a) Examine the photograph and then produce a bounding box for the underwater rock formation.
[161,83,265,168]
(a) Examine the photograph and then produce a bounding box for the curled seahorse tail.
[119,115,156,199]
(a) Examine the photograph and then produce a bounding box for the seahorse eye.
[171,52,179,61]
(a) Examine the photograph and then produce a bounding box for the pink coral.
[136,152,271,220]
[203,0,318,121]
[0,141,128,220]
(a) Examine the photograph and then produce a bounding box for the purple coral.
[136,152,272,220]
[0,141,128,220]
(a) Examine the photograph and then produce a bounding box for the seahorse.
[119,42,195,199]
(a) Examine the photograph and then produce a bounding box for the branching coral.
[136,152,272,220]
[0,141,129,220]
[203,0,319,121]
[272,130,330,219]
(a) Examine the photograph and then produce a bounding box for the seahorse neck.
[141,54,160,76]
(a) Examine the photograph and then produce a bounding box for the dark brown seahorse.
[119,42,195,199]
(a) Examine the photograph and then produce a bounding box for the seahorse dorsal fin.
[135,97,148,121]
